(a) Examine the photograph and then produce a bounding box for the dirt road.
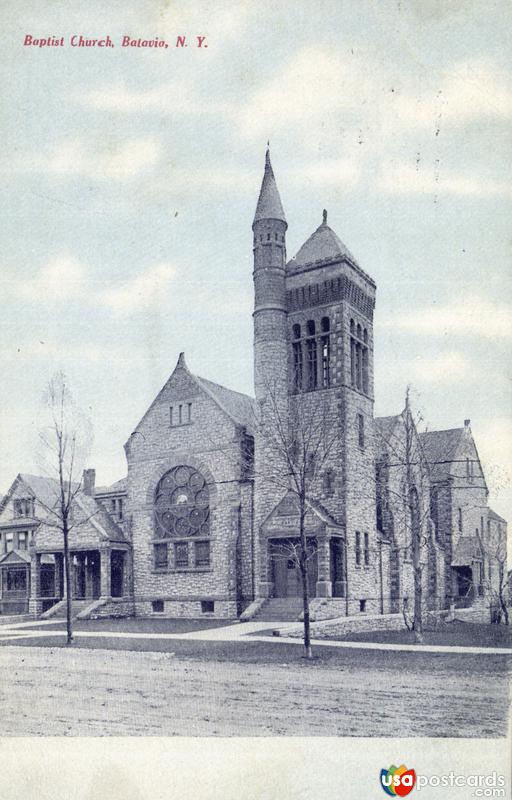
[0,644,508,736]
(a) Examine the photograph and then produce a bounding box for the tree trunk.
[299,510,312,659]
[63,521,73,645]
[413,564,424,643]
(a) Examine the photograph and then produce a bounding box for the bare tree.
[37,372,93,644]
[375,389,432,643]
[475,523,509,625]
[254,381,338,659]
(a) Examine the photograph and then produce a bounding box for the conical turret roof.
[288,210,357,269]
[253,149,286,225]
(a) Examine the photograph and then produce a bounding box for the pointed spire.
[253,148,287,226]
[177,352,187,369]
[322,209,328,225]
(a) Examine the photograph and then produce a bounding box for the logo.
[380,765,417,797]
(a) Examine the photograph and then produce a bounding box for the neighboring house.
[0,473,130,616]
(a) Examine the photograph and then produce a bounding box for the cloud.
[78,83,225,117]
[16,255,86,302]
[387,294,512,339]
[99,263,176,313]
[4,255,176,316]
[376,161,512,197]
[12,137,162,181]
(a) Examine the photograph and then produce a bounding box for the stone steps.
[252,598,304,622]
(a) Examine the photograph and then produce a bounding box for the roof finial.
[322,209,327,225]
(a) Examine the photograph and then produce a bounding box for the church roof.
[287,212,357,270]
[195,375,256,433]
[253,149,286,225]
[419,428,464,481]
[375,416,400,440]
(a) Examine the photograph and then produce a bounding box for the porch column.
[315,536,332,597]
[85,553,94,599]
[54,553,63,599]
[257,537,273,598]
[100,547,111,598]
[29,552,42,615]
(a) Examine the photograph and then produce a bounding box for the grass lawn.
[311,620,512,648]
[7,617,239,634]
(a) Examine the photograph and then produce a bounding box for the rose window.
[154,465,209,538]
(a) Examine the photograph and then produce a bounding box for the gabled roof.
[419,428,465,481]
[287,213,357,270]
[195,375,256,433]
[253,149,286,225]
[374,415,401,450]
[0,549,31,566]
[488,509,507,524]
[74,493,128,543]
[95,477,127,495]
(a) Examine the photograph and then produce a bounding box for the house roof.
[419,428,464,481]
[488,509,507,524]
[74,493,128,543]
[287,214,357,270]
[452,535,482,566]
[195,375,256,433]
[18,474,64,512]
[95,477,127,495]
[253,149,286,224]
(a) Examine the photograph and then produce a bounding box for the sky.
[0,0,511,528]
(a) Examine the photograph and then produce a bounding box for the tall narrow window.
[320,317,330,388]
[458,507,463,532]
[187,403,192,422]
[350,338,356,387]
[154,543,168,569]
[323,469,335,497]
[364,532,370,566]
[355,531,361,566]
[357,413,365,449]
[195,540,210,568]
[174,542,189,568]
[169,406,174,426]
[355,343,362,390]
[292,324,302,393]
[306,320,317,390]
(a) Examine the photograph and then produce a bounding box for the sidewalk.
[0,617,510,655]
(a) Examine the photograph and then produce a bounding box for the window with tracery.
[153,466,211,570]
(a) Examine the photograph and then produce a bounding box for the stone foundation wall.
[134,598,238,619]
[283,611,405,639]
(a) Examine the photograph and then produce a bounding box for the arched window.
[356,323,362,339]
[363,328,368,343]
[323,469,335,497]
[320,317,330,388]
[350,319,355,334]
[306,320,317,390]
[292,324,303,393]
[154,466,210,538]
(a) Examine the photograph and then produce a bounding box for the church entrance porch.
[269,537,318,598]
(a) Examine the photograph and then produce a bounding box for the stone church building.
[0,151,507,621]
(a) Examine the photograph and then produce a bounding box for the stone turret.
[252,148,288,402]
